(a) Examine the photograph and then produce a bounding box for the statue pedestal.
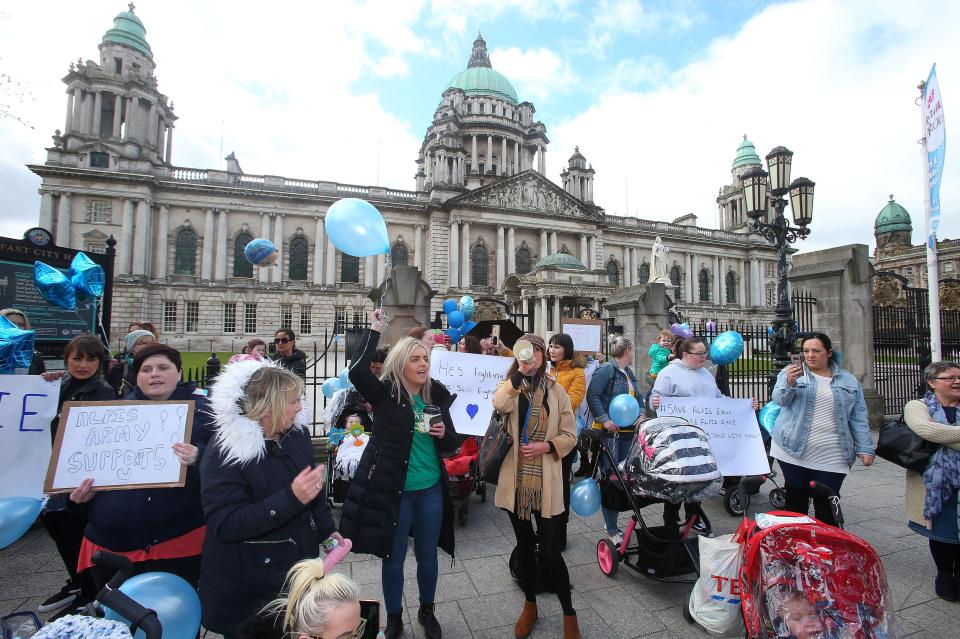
[369,266,438,348]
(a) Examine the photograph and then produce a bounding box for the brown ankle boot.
[563,613,580,639]
[514,601,538,638]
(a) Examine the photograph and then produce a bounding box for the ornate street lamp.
[744,146,815,390]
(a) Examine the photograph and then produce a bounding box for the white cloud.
[490,46,578,103]
[586,0,701,57]
[550,0,960,254]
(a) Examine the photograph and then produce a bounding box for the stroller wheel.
[769,487,787,509]
[723,485,746,517]
[597,539,619,577]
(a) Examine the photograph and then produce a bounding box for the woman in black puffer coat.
[339,309,459,639]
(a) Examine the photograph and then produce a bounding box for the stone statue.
[649,236,670,283]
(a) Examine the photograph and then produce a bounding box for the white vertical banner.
[0,376,59,499]
[923,65,946,360]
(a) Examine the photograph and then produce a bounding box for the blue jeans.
[600,432,634,535]
[382,480,443,614]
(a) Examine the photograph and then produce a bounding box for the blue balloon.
[34,261,76,310]
[69,252,105,299]
[325,198,389,257]
[609,393,640,427]
[570,478,601,516]
[442,299,458,315]
[461,320,478,334]
[0,497,42,549]
[243,238,279,267]
[447,310,465,329]
[758,402,781,434]
[0,315,36,374]
[103,572,201,639]
[338,367,353,389]
[322,377,342,399]
[458,295,475,320]
[710,331,744,366]
[446,327,462,343]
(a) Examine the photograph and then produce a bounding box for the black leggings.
[507,510,574,616]
[41,509,98,601]
[778,460,845,526]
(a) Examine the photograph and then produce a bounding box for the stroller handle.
[92,551,163,639]
[808,482,845,528]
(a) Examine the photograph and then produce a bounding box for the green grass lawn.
[180,351,236,372]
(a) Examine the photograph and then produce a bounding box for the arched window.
[607,260,620,287]
[288,236,309,281]
[392,242,409,268]
[340,253,359,283]
[233,232,253,277]
[725,271,737,304]
[472,244,489,287]
[639,262,650,284]
[515,246,531,274]
[698,268,710,302]
[670,266,682,301]
[174,227,197,275]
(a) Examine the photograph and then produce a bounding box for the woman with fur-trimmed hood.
[199,359,339,638]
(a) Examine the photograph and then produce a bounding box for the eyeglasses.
[686,351,709,357]
[934,376,960,383]
[316,616,367,639]
[274,337,292,345]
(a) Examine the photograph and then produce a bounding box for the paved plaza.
[2,453,959,638]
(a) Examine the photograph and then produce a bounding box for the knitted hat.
[518,333,546,354]
[124,329,154,352]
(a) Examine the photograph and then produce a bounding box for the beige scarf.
[515,375,549,521]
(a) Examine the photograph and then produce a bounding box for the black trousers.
[558,452,573,527]
[41,508,98,600]
[779,460,845,527]
[507,509,574,615]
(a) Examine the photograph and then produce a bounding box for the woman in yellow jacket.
[548,333,586,550]
[493,333,579,639]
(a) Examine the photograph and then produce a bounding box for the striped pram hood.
[624,416,723,504]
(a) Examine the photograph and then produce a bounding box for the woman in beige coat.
[904,361,960,602]
[493,333,578,639]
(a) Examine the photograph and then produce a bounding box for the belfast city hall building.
[29,7,780,350]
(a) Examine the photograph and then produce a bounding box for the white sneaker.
[607,532,623,547]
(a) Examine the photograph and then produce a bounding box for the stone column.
[738,259,747,305]
[259,213,271,283]
[449,221,460,288]
[313,217,325,285]
[364,256,375,287]
[539,296,548,335]
[549,231,557,255]
[496,226,506,288]
[201,209,215,280]
[272,213,285,282]
[552,296,561,333]
[749,259,760,306]
[72,88,83,133]
[486,135,493,172]
[65,91,75,133]
[414,225,423,271]
[92,91,103,137]
[119,199,134,275]
[589,236,597,270]
[507,226,516,274]
[325,236,336,284]
[623,245,631,287]
[124,96,135,139]
[461,221,471,288]
[39,191,55,231]
[377,252,386,283]
[514,140,520,174]
[164,126,174,163]
[112,94,123,138]
[501,137,507,176]
[55,192,72,247]
[156,205,170,279]
[132,199,150,276]
[758,260,767,306]
[712,255,720,302]
[718,256,726,304]
[147,102,158,146]
[580,235,588,264]
[686,253,695,301]
[215,209,229,281]
[539,230,548,258]
[471,135,477,173]
[630,248,638,284]
[539,146,547,174]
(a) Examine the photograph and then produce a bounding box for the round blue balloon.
[709,331,744,366]
[758,402,781,434]
[34,261,76,310]
[322,377,342,399]
[338,367,353,389]
[446,327,462,343]
[461,320,478,334]
[442,299,458,315]
[103,572,201,639]
[325,198,389,257]
[0,497,42,549]
[243,238,278,267]
[609,393,640,428]
[459,295,475,320]
[570,478,602,516]
[447,310,465,329]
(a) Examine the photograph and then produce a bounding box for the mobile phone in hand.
[790,353,802,367]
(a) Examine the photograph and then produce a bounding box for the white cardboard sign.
[45,400,194,493]
[430,350,513,436]
[657,397,770,476]
[560,319,604,353]
[0,375,59,499]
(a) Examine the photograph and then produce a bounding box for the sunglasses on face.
[314,616,367,639]
[274,337,292,345]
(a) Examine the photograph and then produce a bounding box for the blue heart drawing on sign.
[466,404,479,419]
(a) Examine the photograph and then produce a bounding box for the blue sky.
[1,0,958,254]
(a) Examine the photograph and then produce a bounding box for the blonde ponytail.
[262,558,360,636]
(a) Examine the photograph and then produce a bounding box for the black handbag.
[876,417,939,472]
[478,412,513,484]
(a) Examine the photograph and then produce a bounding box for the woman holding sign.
[770,333,873,527]
[494,334,579,639]
[68,344,214,589]
[339,309,459,639]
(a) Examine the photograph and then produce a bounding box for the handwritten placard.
[430,350,513,436]
[560,318,604,353]
[44,400,195,493]
[0,375,59,499]
[657,397,770,476]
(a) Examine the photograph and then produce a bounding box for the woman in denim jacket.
[770,333,874,526]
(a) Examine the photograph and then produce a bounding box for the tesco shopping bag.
[688,534,744,637]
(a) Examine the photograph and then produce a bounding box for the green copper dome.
[732,135,762,169]
[531,252,587,273]
[445,34,518,104]
[102,4,152,58]
[874,195,913,234]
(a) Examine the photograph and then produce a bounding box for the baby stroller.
[443,435,486,526]
[594,416,722,583]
